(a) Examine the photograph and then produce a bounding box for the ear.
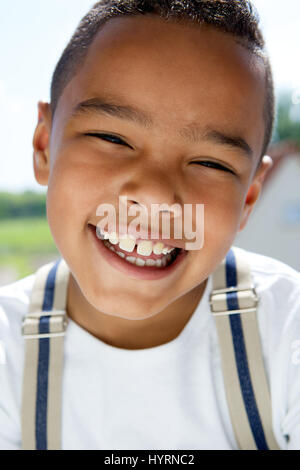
[33,101,52,186]
[238,155,273,232]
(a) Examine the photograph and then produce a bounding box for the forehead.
[56,15,266,156]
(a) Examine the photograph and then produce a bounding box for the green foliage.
[0,217,58,280]
[0,190,47,220]
[0,217,57,254]
[273,91,300,146]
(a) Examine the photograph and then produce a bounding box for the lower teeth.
[102,240,177,268]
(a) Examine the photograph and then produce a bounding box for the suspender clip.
[22,311,68,339]
[209,286,259,316]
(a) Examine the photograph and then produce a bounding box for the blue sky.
[1,0,299,192]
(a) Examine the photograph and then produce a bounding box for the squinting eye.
[85,133,132,148]
[192,160,235,174]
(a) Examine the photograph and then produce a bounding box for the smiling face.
[33,14,271,320]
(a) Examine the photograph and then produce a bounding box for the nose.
[119,166,182,220]
[118,162,184,241]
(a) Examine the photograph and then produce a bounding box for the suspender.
[209,247,279,450]
[21,247,280,450]
[21,259,69,450]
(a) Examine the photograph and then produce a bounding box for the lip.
[87,224,189,281]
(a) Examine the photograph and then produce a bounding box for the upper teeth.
[96,227,176,256]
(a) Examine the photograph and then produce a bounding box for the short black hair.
[50,0,275,161]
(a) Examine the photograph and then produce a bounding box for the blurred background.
[0,0,299,285]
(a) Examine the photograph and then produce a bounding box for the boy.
[1,0,300,450]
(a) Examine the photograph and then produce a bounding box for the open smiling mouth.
[88,223,189,279]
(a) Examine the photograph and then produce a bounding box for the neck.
[66,275,208,350]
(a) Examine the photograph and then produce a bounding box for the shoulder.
[0,274,38,450]
[0,273,36,301]
[232,247,300,447]
[0,274,36,340]
[233,245,300,278]
[0,257,66,342]
[233,246,300,299]
[232,246,300,339]
[230,247,300,375]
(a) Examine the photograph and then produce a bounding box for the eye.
[192,160,235,175]
[84,132,132,148]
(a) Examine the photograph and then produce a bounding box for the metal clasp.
[209,286,259,316]
[22,310,68,339]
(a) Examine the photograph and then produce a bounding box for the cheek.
[187,176,245,249]
[46,151,103,253]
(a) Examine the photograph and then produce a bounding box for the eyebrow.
[71,96,253,159]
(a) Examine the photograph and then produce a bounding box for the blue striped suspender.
[21,258,69,450]
[210,246,280,450]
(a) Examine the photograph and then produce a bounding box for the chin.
[87,292,161,321]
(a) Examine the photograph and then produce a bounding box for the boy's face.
[34,15,272,320]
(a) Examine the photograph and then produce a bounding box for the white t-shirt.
[0,247,300,450]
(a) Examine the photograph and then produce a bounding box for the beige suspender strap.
[210,246,280,450]
[21,259,70,450]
